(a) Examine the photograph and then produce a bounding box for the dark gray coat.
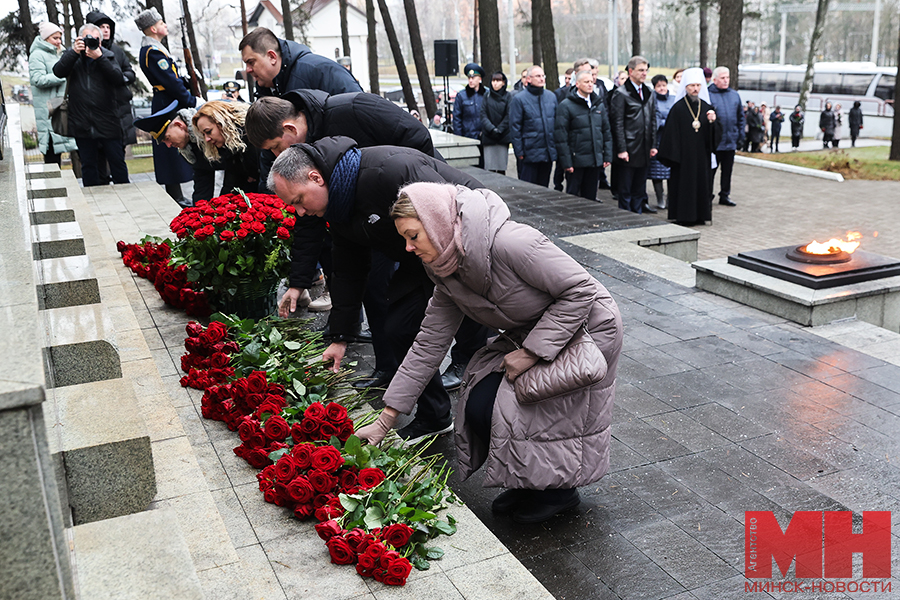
[480,87,511,146]
[508,86,558,163]
[383,187,623,490]
[554,87,613,170]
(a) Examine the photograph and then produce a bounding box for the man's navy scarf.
[324,147,360,225]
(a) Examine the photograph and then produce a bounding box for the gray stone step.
[44,378,155,525]
[27,177,67,199]
[41,304,122,388]
[71,507,204,600]
[30,197,75,225]
[32,221,86,260]
[25,163,62,180]
[35,254,101,310]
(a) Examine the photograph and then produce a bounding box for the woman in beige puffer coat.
[356,182,622,524]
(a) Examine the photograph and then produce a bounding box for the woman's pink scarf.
[399,182,464,278]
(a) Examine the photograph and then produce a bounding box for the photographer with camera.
[53,23,129,187]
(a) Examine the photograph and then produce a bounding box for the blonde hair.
[192,101,249,162]
[390,193,419,220]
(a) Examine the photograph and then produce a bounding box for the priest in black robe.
[657,67,722,225]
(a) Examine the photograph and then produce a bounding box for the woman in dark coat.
[480,71,511,174]
[357,182,623,524]
[85,10,136,145]
[819,101,836,149]
[192,101,260,195]
[746,106,765,152]
[848,101,864,147]
[768,106,784,152]
[790,105,804,150]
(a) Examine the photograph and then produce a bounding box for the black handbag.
[49,80,69,137]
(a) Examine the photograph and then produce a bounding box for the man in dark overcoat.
[610,56,657,214]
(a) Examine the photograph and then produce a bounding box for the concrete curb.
[734,154,845,182]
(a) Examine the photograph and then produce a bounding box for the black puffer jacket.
[480,87,511,146]
[291,136,482,336]
[554,87,612,170]
[261,89,438,189]
[819,107,836,136]
[85,10,136,144]
[610,80,656,167]
[53,47,124,140]
[256,38,362,99]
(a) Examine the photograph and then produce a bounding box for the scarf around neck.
[399,182,463,278]
[324,147,360,225]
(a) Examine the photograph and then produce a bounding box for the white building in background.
[230,0,371,92]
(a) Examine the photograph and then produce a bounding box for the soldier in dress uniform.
[134,8,195,207]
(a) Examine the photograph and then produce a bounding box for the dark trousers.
[43,136,61,165]
[385,286,452,424]
[770,130,781,152]
[552,162,566,191]
[712,150,735,200]
[75,137,128,187]
[617,164,648,213]
[449,317,489,367]
[365,251,398,374]
[520,161,553,187]
[566,166,601,201]
[791,134,801,148]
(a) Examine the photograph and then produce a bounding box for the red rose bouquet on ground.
[167,191,297,304]
[117,238,211,316]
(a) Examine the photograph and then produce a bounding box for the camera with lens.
[83,35,100,50]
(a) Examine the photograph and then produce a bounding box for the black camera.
[83,35,100,50]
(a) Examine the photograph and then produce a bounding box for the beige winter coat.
[383,187,623,490]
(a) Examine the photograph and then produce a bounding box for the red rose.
[283,216,296,228]
[307,468,338,493]
[220,230,235,241]
[338,469,358,491]
[291,442,315,469]
[244,448,272,468]
[293,503,314,520]
[364,541,387,561]
[276,226,290,240]
[185,322,204,337]
[356,557,377,578]
[209,352,230,369]
[240,212,254,222]
[236,229,249,239]
[386,555,412,581]
[206,321,228,343]
[314,519,343,541]
[326,536,357,565]
[337,420,354,442]
[286,475,315,504]
[274,455,300,483]
[345,528,372,553]
[299,417,320,439]
[358,468,386,490]
[303,402,326,420]
[237,418,261,443]
[324,402,348,423]
[311,445,344,473]
[250,221,266,234]
[246,371,268,394]
[381,523,414,548]
[263,415,290,441]
[319,421,340,439]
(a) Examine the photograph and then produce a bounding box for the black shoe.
[718,198,737,207]
[492,489,530,514]
[176,197,194,208]
[397,416,454,445]
[511,490,581,524]
[352,369,393,390]
[354,328,373,343]
[441,362,466,391]
[642,203,658,214]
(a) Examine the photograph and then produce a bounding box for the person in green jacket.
[29,21,79,166]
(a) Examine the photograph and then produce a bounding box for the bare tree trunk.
[403,0,437,120]
[339,0,351,56]
[479,0,502,75]
[61,0,70,45]
[376,0,418,112]
[631,0,641,56]
[699,0,709,67]
[281,0,294,40]
[472,0,479,63]
[890,22,900,160]
[365,0,379,94]
[146,0,168,48]
[70,0,83,32]
[798,0,830,110]
[180,0,208,99]
[17,0,34,47]
[715,0,743,89]
[45,0,59,27]
[538,0,558,89]
[531,0,541,65]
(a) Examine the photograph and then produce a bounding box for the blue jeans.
[75,137,128,187]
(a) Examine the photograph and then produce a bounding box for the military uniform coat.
[138,36,195,185]
[383,187,623,490]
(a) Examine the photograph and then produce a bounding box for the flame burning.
[803,232,861,255]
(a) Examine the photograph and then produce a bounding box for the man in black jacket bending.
[269,137,482,443]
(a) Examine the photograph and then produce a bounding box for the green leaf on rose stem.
[421,546,444,560]
[343,435,361,457]
[217,263,225,275]
[308,394,322,403]
[408,509,436,522]
[268,447,289,462]
[292,379,307,396]
[186,269,200,282]
[283,340,301,350]
[363,506,385,530]
[269,328,283,344]
[338,494,359,512]
[412,555,431,571]
[329,436,341,450]
[447,515,457,526]
[347,361,357,367]
[218,248,228,262]
[432,519,457,536]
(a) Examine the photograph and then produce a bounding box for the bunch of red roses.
[314,521,415,585]
[180,321,239,391]
[201,371,287,431]
[117,240,210,316]
[169,192,296,242]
